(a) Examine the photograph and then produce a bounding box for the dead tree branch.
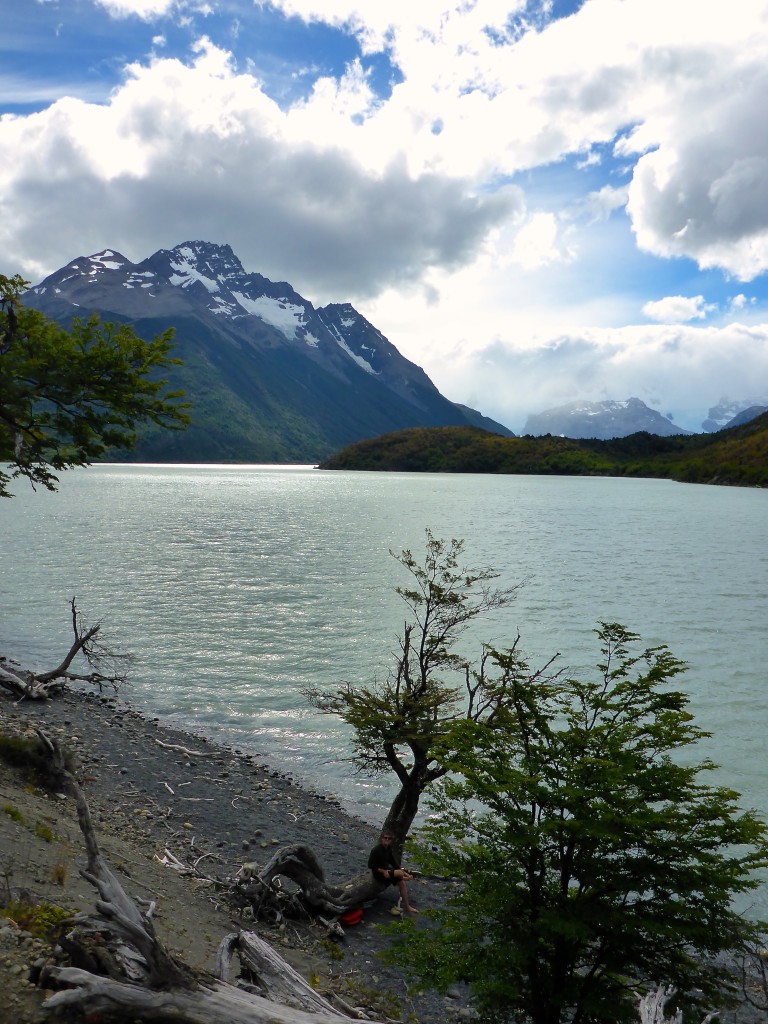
[0,597,133,699]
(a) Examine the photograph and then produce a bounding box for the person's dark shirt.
[368,842,398,875]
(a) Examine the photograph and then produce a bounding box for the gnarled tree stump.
[236,844,388,918]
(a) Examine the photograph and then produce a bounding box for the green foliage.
[2,802,25,824]
[0,273,189,497]
[306,531,528,842]
[391,624,768,1024]
[319,415,768,488]
[2,899,70,939]
[34,822,56,843]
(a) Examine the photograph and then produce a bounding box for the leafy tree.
[307,530,540,846]
[0,273,189,497]
[393,623,768,1024]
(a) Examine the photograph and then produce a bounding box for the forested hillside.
[318,412,768,487]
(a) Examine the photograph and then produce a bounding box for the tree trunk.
[43,969,366,1024]
[381,756,443,854]
[382,782,422,851]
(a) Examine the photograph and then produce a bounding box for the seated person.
[368,829,418,914]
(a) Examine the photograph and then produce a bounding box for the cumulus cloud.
[7,0,768,287]
[509,213,569,269]
[271,0,768,280]
[642,295,716,323]
[436,323,768,433]
[579,185,628,223]
[0,40,519,295]
[626,61,768,281]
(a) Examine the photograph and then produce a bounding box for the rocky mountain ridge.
[25,241,512,463]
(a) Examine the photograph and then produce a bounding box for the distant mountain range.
[521,397,768,440]
[22,244,766,459]
[523,398,691,439]
[24,241,512,463]
[702,397,768,432]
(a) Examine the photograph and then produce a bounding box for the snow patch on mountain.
[169,257,220,294]
[702,397,768,431]
[88,251,124,273]
[334,336,377,375]
[232,293,308,340]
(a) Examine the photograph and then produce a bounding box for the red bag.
[338,907,364,926]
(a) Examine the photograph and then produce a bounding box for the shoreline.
[0,663,459,1024]
[0,663,765,1024]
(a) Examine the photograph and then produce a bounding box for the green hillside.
[318,412,768,487]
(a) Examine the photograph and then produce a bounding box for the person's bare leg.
[398,878,418,913]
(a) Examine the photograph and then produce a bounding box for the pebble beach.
[0,663,463,1023]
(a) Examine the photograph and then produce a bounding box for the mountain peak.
[23,239,514,460]
[523,397,691,439]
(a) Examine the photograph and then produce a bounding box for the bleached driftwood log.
[638,987,683,1024]
[35,731,385,1024]
[45,969,367,1024]
[637,985,718,1024]
[0,597,131,699]
[237,844,387,917]
[216,930,344,1014]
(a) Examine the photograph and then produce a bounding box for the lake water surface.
[1,465,766,901]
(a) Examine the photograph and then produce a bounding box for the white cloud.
[642,295,716,323]
[510,212,571,270]
[579,185,628,223]
[0,39,517,296]
[95,0,177,18]
[271,0,768,280]
[433,322,768,433]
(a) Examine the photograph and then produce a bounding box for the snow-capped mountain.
[25,241,512,462]
[701,397,768,432]
[522,398,692,440]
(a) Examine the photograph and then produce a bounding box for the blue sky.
[3,0,768,431]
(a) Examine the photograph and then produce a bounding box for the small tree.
[394,623,768,1024]
[307,530,537,846]
[0,273,189,497]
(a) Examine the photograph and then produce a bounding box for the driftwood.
[638,986,718,1024]
[0,597,132,699]
[44,969,366,1024]
[34,731,385,1024]
[237,844,388,918]
[216,930,344,1014]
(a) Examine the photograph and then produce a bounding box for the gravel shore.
[0,668,463,1023]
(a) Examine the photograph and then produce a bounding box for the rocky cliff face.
[523,398,691,440]
[25,242,512,462]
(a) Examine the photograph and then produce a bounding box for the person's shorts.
[372,869,398,886]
